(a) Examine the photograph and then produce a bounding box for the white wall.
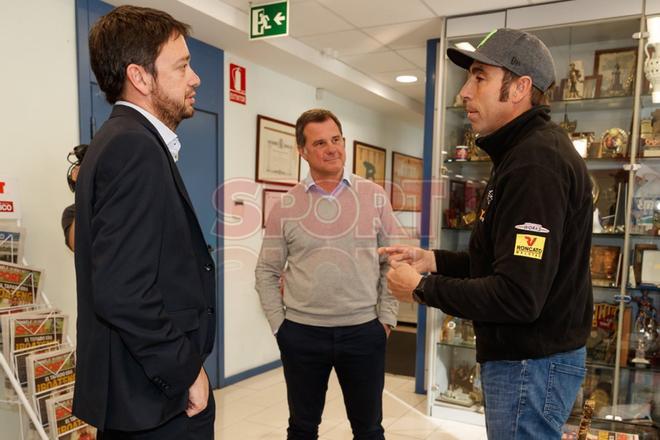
[0,0,79,331]
[0,1,78,433]
[223,55,424,377]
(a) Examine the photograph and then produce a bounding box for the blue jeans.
[481,346,586,440]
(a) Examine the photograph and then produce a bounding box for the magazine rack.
[0,218,62,440]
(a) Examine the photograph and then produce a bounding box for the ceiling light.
[396,75,418,83]
[455,42,476,52]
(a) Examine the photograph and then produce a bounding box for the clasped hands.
[377,246,436,303]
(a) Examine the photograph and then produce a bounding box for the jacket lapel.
[109,105,197,216]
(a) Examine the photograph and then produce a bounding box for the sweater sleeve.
[254,199,287,333]
[425,163,568,323]
[376,191,400,327]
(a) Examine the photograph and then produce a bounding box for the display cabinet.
[428,10,659,438]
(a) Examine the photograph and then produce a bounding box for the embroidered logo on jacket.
[515,222,550,233]
[514,234,546,260]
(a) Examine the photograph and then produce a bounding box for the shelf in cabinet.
[586,360,660,373]
[433,398,484,413]
[629,284,660,293]
[437,341,476,350]
[592,232,660,238]
[443,158,492,166]
[441,227,473,232]
[550,96,634,112]
[446,96,636,114]
[592,285,622,291]
[593,232,625,238]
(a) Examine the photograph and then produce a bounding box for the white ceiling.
[107,0,556,124]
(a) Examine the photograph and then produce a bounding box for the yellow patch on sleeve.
[513,234,546,260]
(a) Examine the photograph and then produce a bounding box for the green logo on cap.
[477,29,498,48]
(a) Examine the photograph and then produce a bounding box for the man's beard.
[152,84,195,130]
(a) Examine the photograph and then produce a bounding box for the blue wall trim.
[221,360,282,387]
[216,50,226,389]
[415,38,440,395]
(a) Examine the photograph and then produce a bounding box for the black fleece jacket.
[427,105,593,363]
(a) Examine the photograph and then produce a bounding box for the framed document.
[582,75,602,99]
[391,152,423,212]
[634,244,658,285]
[353,141,386,189]
[262,188,287,228]
[256,115,299,186]
[594,47,636,97]
[590,245,622,287]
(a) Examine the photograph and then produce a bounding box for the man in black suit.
[73,6,216,439]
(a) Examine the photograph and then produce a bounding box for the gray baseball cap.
[447,28,556,92]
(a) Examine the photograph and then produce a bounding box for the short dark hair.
[89,5,190,104]
[295,109,343,147]
[499,69,554,106]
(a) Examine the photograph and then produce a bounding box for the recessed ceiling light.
[396,75,418,83]
[455,42,476,52]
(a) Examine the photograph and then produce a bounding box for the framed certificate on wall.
[353,141,386,189]
[255,115,300,186]
[391,152,423,212]
[262,188,287,227]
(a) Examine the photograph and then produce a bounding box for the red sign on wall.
[229,63,246,105]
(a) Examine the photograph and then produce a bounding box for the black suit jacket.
[73,105,216,431]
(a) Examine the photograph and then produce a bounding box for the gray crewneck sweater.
[255,174,400,332]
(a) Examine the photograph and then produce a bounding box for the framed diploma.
[391,152,423,212]
[256,115,300,186]
[262,188,287,228]
[353,141,386,189]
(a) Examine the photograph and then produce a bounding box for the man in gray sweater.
[255,108,400,440]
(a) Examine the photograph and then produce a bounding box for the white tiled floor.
[213,367,487,439]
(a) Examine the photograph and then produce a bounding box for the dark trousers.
[98,390,215,440]
[276,318,387,440]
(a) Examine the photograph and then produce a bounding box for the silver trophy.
[631,290,658,365]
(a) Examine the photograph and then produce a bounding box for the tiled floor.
[213,367,487,439]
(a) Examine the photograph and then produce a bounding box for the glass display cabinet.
[428,7,659,438]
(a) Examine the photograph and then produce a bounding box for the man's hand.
[186,367,209,417]
[386,260,423,303]
[378,245,436,273]
[382,322,391,338]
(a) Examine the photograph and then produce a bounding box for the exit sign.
[250,0,289,40]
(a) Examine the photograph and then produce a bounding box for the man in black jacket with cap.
[381,28,593,439]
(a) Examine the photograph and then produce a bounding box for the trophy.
[590,173,604,233]
[437,363,476,407]
[631,290,659,365]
